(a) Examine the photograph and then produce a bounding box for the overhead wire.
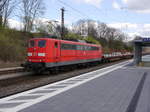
[56,0,126,25]
[57,0,90,19]
[57,0,114,22]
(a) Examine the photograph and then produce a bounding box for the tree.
[72,19,87,36]
[71,19,132,51]
[97,22,108,38]
[0,0,7,9]
[36,20,61,36]
[21,0,45,32]
[0,0,18,28]
[2,0,17,27]
[86,20,97,37]
[0,0,8,27]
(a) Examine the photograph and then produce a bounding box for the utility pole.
[61,7,65,39]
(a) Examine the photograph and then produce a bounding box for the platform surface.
[142,55,150,62]
[0,60,150,112]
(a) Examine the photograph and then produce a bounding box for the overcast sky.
[10,0,150,40]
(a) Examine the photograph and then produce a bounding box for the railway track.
[0,59,131,98]
[0,67,24,75]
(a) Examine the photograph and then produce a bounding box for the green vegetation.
[0,28,32,62]
[84,36,100,45]
[65,33,83,40]
[65,33,100,45]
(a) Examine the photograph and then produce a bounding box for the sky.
[10,0,150,40]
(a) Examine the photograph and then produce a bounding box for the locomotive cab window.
[55,42,58,48]
[29,40,35,47]
[38,40,46,48]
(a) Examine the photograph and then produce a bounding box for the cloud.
[122,0,127,4]
[8,19,23,30]
[8,18,71,31]
[34,18,71,26]
[127,32,141,40]
[122,0,150,13]
[113,1,120,9]
[107,22,138,30]
[74,0,103,7]
[107,22,150,40]
[143,24,150,29]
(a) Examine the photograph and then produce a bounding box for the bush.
[0,29,27,62]
[65,33,83,40]
[65,33,100,45]
[84,36,100,45]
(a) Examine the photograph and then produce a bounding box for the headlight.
[38,53,45,56]
[28,53,32,56]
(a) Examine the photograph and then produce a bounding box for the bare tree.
[0,0,7,27]
[72,19,130,50]
[0,0,8,11]
[72,19,98,37]
[3,0,17,27]
[72,19,87,36]
[97,22,108,38]
[35,20,61,36]
[0,0,17,28]
[86,20,97,37]
[21,0,45,32]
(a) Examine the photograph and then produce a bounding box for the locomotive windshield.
[38,40,46,48]
[29,40,35,47]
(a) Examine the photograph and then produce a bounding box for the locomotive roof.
[29,37,101,47]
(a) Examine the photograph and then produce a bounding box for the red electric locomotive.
[23,37,102,72]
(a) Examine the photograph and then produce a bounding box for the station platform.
[142,55,150,67]
[0,60,150,112]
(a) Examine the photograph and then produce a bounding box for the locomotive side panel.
[45,39,60,63]
[60,42,77,62]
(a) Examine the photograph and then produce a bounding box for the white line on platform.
[0,60,131,112]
